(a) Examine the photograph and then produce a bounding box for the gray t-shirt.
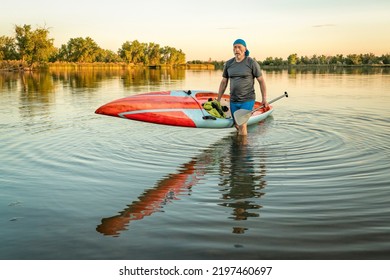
[222,57,262,102]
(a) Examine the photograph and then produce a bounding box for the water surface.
[1,67,389,259]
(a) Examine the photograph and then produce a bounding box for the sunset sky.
[1,0,389,61]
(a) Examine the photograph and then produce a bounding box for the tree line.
[0,24,186,69]
[2,24,389,71]
[262,53,390,66]
[189,52,390,69]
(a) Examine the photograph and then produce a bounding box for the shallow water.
[1,67,389,259]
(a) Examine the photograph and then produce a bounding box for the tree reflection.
[96,132,267,237]
[17,71,56,120]
[0,68,187,122]
[51,68,120,90]
[19,71,55,94]
[0,71,18,92]
[120,68,186,88]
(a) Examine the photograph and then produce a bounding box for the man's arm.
[256,75,268,106]
[217,77,228,102]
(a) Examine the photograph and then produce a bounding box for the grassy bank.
[0,60,29,72]
[0,61,207,71]
[2,60,388,72]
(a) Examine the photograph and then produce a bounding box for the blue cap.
[233,39,250,56]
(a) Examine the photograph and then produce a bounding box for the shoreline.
[0,61,216,72]
[1,60,389,72]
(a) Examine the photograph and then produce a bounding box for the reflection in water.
[19,71,55,94]
[218,135,266,234]
[96,132,267,237]
[51,69,109,90]
[0,66,386,97]
[0,68,186,122]
[50,67,185,89]
[121,68,185,88]
[17,72,56,121]
[96,160,202,236]
[0,67,186,95]
[0,71,56,95]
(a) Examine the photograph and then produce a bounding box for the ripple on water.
[253,109,390,230]
[260,109,389,177]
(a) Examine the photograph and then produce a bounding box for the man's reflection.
[97,132,267,237]
[218,134,266,234]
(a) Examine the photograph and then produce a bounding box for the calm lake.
[0,67,389,260]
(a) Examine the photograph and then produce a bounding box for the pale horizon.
[1,0,389,61]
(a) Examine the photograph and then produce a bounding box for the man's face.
[233,44,246,59]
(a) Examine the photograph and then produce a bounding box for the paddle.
[234,92,288,126]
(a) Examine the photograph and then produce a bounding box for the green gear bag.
[202,100,226,118]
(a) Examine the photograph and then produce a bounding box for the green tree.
[118,40,145,64]
[299,55,310,65]
[310,54,320,64]
[170,47,185,65]
[287,53,298,65]
[119,41,185,65]
[380,53,390,64]
[15,24,55,68]
[146,42,161,66]
[330,54,344,65]
[0,36,18,60]
[95,49,122,62]
[361,53,378,64]
[345,54,362,65]
[318,55,329,65]
[160,46,185,65]
[262,57,275,66]
[60,37,100,62]
[160,46,171,64]
[274,57,285,66]
[56,44,68,61]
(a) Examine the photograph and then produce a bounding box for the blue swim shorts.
[230,100,255,121]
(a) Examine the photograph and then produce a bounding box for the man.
[217,39,268,135]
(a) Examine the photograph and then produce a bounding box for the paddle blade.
[234,109,252,126]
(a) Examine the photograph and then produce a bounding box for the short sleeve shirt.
[222,57,262,102]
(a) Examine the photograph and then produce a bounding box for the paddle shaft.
[233,91,288,126]
[252,91,288,113]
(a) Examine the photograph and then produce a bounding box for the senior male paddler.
[217,39,268,135]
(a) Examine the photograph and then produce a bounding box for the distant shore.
[1,60,390,72]
[261,64,390,69]
[0,61,217,72]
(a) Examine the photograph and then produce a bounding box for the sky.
[1,0,389,61]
